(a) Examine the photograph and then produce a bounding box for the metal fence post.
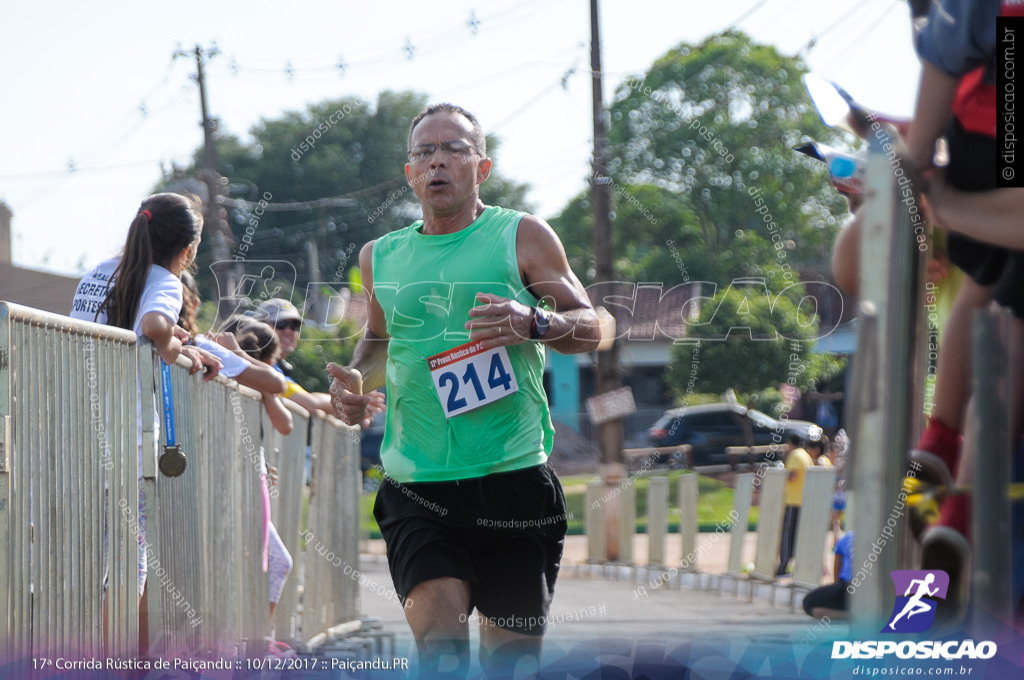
[585,480,606,563]
[791,468,837,589]
[646,477,669,567]
[269,400,310,640]
[752,468,786,582]
[850,125,926,635]
[678,474,699,574]
[727,473,753,576]
[0,304,138,660]
[971,308,1012,630]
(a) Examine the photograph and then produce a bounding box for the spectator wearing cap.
[257,298,301,376]
[256,298,334,415]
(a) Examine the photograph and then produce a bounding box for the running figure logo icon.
[882,570,950,634]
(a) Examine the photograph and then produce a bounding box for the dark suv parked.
[646,402,822,467]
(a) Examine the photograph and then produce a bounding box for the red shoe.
[920,493,971,628]
[910,418,962,490]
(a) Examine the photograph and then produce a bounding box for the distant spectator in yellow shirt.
[808,436,833,468]
[779,434,814,577]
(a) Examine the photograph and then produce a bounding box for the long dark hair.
[177,270,201,336]
[101,193,203,330]
[237,321,279,365]
[807,435,830,457]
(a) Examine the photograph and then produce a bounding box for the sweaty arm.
[467,216,603,354]
[327,241,390,426]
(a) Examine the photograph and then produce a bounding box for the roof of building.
[586,282,695,341]
[0,262,80,316]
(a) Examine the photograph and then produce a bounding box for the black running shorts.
[373,463,568,636]
[942,117,1024,318]
[944,117,1006,286]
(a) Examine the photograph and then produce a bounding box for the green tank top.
[372,205,553,483]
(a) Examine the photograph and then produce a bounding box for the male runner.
[328,103,605,676]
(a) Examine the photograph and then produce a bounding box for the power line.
[726,0,773,31]
[491,63,581,132]
[802,0,881,54]
[815,1,899,72]
[756,0,808,35]
[74,57,183,165]
[209,0,560,81]
[0,156,191,181]
[219,177,404,213]
[6,59,189,208]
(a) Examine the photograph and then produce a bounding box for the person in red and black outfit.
[903,0,1024,616]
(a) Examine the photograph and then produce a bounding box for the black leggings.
[802,580,850,616]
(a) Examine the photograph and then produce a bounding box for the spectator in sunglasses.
[255,298,334,415]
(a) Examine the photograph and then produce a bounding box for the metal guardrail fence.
[847,120,1016,632]
[269,399,313,642]
[583,468,834,585]
[0,301,361,663]
[304,416,361,646]
[0,302,140,660]
[791,467,836,590]
[848,125,926,634]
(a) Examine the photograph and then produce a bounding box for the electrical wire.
[727,0,773,31]
[802,0,882,54]
[814,1,900,72]
[211,0,560,81]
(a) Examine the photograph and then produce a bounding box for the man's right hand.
[327,363,372,427]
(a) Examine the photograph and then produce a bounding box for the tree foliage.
[666,285,818,397]
[171,90,531,302]
[608,31,850,265]
[553,32,851,288]
[550,31,854,398]
[288,323,358,394]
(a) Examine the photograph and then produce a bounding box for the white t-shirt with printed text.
[71,256,184,478]
[70,256,183,337]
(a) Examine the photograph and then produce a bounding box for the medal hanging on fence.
[159,360,187,477]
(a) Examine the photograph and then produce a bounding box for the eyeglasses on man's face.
[407,140,477,163]
[275,320,301,332]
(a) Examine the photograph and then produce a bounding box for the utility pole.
[590,0,626,560]
[175,43,236,319]
[590,0,623,461]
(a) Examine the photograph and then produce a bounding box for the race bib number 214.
[427,340,519,418]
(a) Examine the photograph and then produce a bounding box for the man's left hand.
[466,293,534,349]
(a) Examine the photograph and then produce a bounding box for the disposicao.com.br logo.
[883,569,949,634]
[831,570,997,661]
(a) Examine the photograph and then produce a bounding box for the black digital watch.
[530,307,551,340]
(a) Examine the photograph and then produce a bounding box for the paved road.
[349,553,841,674]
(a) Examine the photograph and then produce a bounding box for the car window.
[687,412,735,428]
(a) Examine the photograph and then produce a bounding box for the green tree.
[288,323,359,393]
[551,181,790,290]
[549,32,854,401]
[169,90,531,303]
[667,284,819,397]
[608,30,850,268]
